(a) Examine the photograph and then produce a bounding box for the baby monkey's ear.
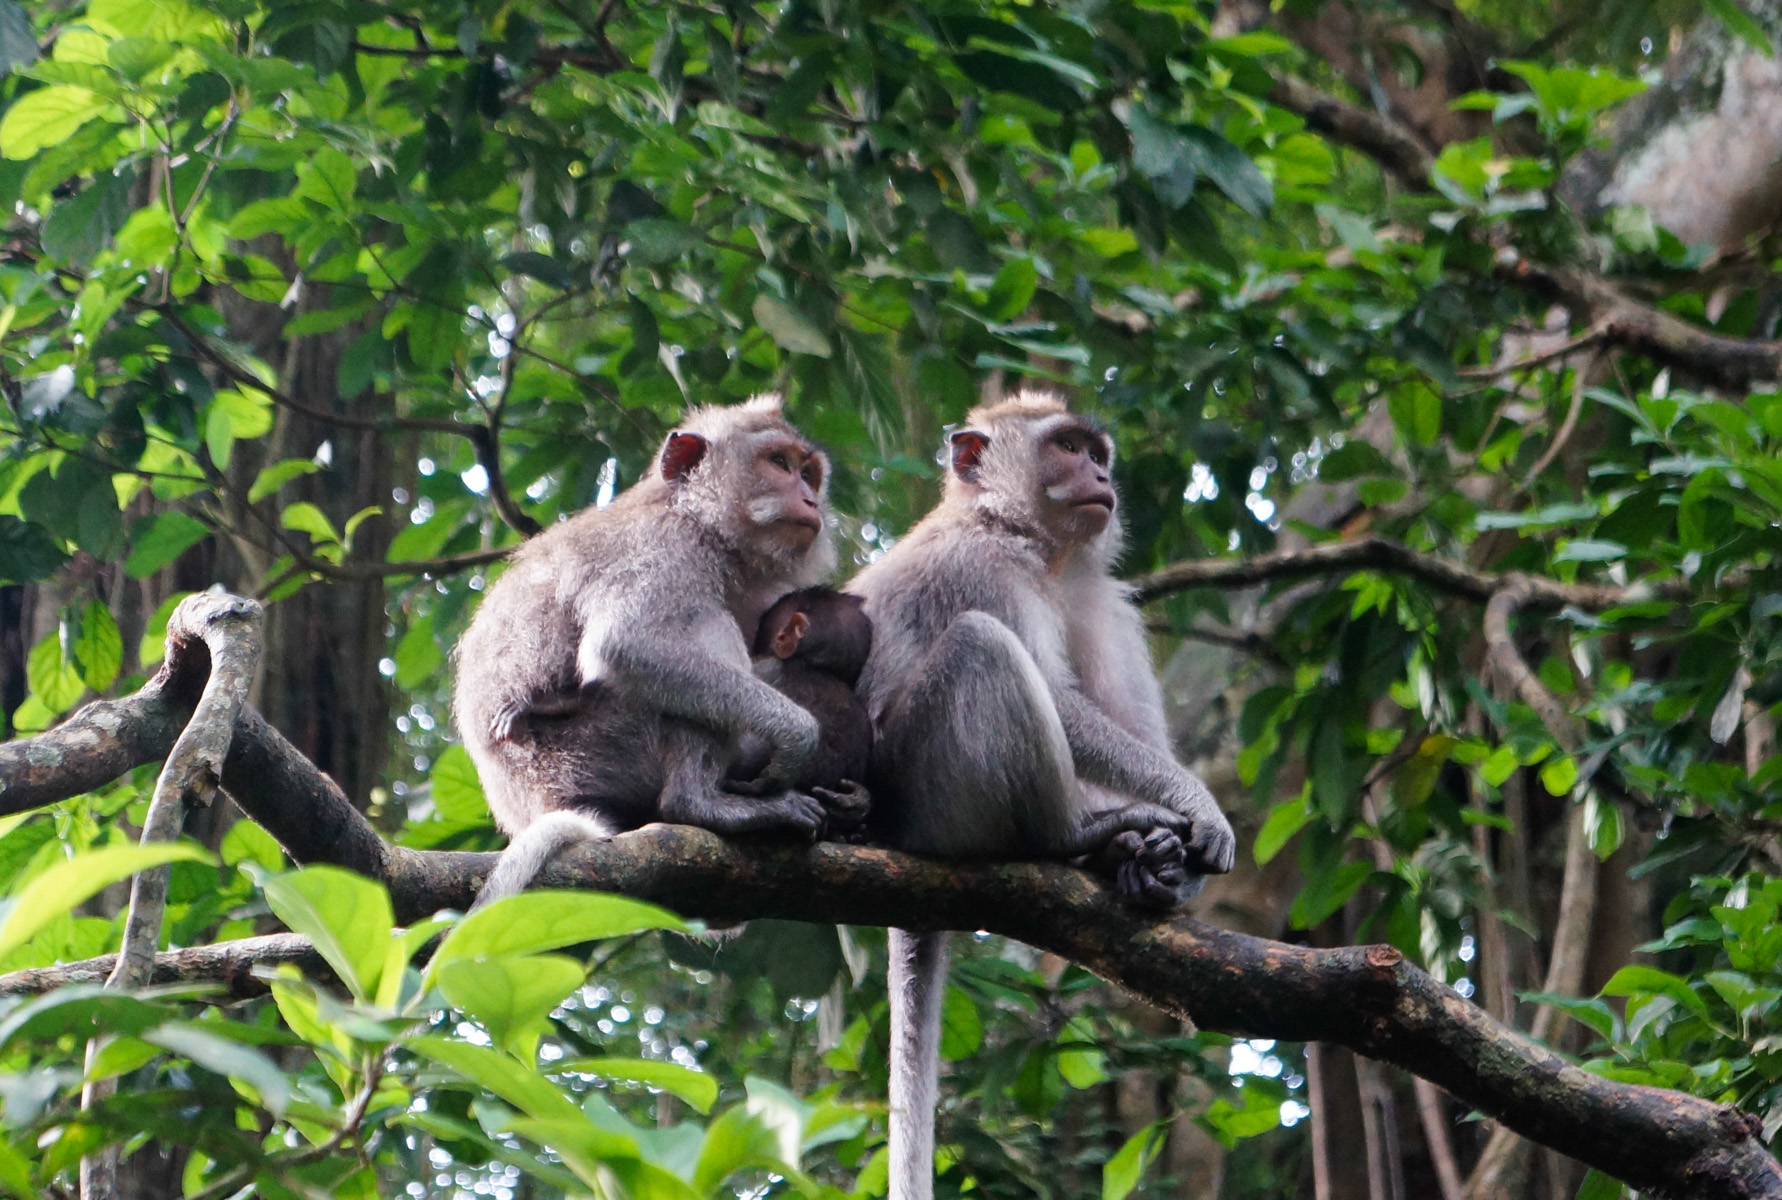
[772,610,810,659]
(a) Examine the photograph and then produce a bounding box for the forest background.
[0,0,1779,1196]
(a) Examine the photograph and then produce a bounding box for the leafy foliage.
[0,0,1778,1193]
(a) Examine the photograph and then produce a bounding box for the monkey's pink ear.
[773,611,809,659]
[660,432,708,483]
[949,430,990,479]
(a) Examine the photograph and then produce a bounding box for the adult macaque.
[729,586,873,822]
[846,390,1235,1200]
[456,396,861,907]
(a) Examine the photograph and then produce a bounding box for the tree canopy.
[1,0,1781,1196]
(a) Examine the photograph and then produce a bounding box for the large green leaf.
[262,866,395,1003]
[428,891,687,977]
[0,843,213,960]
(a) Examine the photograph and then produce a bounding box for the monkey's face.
[744,435,827,553]
[1034,420,1116,543]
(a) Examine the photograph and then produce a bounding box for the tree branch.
[0,934,321,998]
[6,588,1778,1199]
[8,824,1777,1200]
[1127,534,1693,609]
[1267,74,1782,390]
[81,593,263,1200]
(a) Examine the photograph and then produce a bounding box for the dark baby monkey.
[730,587,873,819]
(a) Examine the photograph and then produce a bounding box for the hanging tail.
[470,811,607,911]
[888,929,950,1200]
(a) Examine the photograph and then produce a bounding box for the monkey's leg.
[658,720,825,838]
[878,611,1083,858]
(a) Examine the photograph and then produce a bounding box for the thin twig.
[1516,347,1596,493]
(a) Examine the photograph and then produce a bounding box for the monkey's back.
[453,486,713,834]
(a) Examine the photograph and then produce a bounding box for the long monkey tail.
[470,811,608,912]
[888,928,950,1200]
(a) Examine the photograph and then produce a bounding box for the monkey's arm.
[1053,689,1236,873]
[601,642,821,794]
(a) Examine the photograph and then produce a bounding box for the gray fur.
[456,396,841,907]
[847,390,1235,1200]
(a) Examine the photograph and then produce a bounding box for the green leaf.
[1600,965,1710,1019]
[1705,0,1774,56]
[0,985,171,1050]
[0,1,39,75]
[145,1023,289,1115]
[939,985,983,1061]
[428,891,687,977]
[1575,1169,1625,1200]
[0,516,70,585]
[0,1131,37,1200]
[1253,795,1313,864]
[1178,125,1272,218]
[1318,441,1392,481]
[1388,383,1441,447]
[1103,1122,1164,1200]
[436,953,586,1061]
[247,458,319,504]
[623,219,705,267]
[0,87,110,160]
[752,294,831,358]
[409,1035,591,1126]
[694,1106,786,1194]
[394,616,444,690]
[125,511,210,578]
[499,251,576,290]
[1540,755,1579,797]
[428,744,487,822]
[1057,1016,1107,1088]
[280,501,340,545]
[0,843,212,960]
[40,167,135,262]
[25,632,83,714]
[553,1057,720,1115]
[72,600,121,692]
[262,866,395,1003]
[1555,539,1627,563]
[983,257,1039,321]
[1124,104,1198,208]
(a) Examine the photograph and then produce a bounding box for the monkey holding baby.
[456,396,870,906]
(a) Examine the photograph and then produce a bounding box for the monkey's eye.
[801,463,821,487]
[1057,434,1079,454]
[769,451,792,472]
[1089,443,1108,465]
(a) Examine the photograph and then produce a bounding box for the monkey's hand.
[722,724,818,797]
[1104,828,1191,912]
[1161,775,1236,876]
[812,780,871,841]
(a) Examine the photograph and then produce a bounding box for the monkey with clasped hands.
[846,389,1236,1200]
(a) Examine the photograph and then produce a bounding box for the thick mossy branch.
[8,827,1778,1200]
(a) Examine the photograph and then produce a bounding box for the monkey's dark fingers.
[721,775,777,797]
[812,781,872,825]
[775,791,826,840]
[1116,859,1185,912]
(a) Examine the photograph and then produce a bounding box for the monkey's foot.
[1109,828,1191,912]
[812,780,871,841]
